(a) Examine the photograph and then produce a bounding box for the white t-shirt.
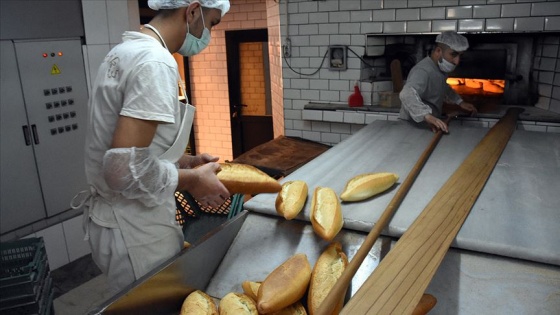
[84,31,181,201]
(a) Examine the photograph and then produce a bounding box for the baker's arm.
[104,116,228,208]
[444,84,477,116]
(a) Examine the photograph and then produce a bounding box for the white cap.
[435,31,469,52]
[148,0,230,17]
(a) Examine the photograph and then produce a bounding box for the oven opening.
[447,78,506,109]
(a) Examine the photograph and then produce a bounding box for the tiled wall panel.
[280,0,560,144]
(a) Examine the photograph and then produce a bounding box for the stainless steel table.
[245,119,560,266]
[91,119,560,314]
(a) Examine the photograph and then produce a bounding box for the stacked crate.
[0,237,54,315]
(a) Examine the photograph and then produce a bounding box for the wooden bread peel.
[340,107,523,314]
[315,116,453,315]
[391,59,404,93]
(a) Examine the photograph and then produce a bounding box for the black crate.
[0,259,49,306]
[1,274,52,315]
[175,192,245,225]
[1,237,46,287]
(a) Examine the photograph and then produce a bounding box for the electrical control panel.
[1,38,89,233]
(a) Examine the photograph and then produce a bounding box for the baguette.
[310,187,343,241]
[270,301,308,315]
[257,253,312,314]
[339,172,399,202]
[308,242,348,315]
[217,163,281,195]
[180,290,218,315]
[411,294,437,315]
[276,180,308,220]
[218,292,258,315]
[241,281,261,301]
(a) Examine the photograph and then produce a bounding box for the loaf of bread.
[241,281,261,301]
[310,187,343,241]
[411,294,437,315]
[217,163,281,195]
[339,172,399,202]
[257,253,312,314]
[180,290,218,315]
[218,292,258,315]
[276,180,308,220]
[269,301,308,315]
[308,242,348,315]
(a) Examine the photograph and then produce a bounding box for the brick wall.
[240,42,267,115]
[189,0,282,161]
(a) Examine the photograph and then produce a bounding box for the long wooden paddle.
[340,107,523,314]
[315,116,454,315]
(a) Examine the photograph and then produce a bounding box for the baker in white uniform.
[399,31,478,133]
[72,0,231,293]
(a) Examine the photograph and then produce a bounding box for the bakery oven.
[445,34,533,110]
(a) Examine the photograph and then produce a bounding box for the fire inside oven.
[446,47,509,108]
[446,78,505,99]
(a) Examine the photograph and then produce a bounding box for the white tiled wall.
[280,0,560,145]
[534,34,560,113]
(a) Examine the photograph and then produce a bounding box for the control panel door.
[14,39,89,217]
[0,40,46,233]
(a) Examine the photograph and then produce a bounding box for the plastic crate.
[0,258,49,305]
[175,191,245,225]
[1,275,53,315]
[1,237,46,287]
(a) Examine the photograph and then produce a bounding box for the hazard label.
[51,64,61,75]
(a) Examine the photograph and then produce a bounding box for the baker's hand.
[189,162,229,208]
[459,101,478,116]
[178,153,219,169]
[424,114,448,133]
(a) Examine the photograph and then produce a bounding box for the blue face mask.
[178,7,211,57]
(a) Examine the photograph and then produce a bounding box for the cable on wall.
[283,46,375,76]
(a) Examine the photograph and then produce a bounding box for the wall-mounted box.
[329,45,347,71]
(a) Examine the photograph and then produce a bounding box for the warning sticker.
[51,64,61,75]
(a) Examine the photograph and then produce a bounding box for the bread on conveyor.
[339,172,399,202]
[180,290,218,315]
[269,301,308,315]
[257,253,312,314]
[217,163,282,195]
[218,292,258,315]
[241,280,261,301]
[310,187,343,241]
[307,242,348,315]
[276,180,308,220]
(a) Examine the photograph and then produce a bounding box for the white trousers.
[88,220,135,294]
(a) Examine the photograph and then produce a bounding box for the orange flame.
[447,78,505,94]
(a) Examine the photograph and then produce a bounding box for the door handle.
[31,124,40,145]
[22,125,31,146]
[231,104,248,118]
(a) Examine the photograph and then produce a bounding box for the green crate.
[0,260,49,306]
[1,275,52,315]
[0,237,46,287]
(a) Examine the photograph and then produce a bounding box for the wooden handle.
[314,117,452,315]
[390,59,404,93]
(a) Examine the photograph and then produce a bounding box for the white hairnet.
[148,0,230,17]
[436,31,469,52]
